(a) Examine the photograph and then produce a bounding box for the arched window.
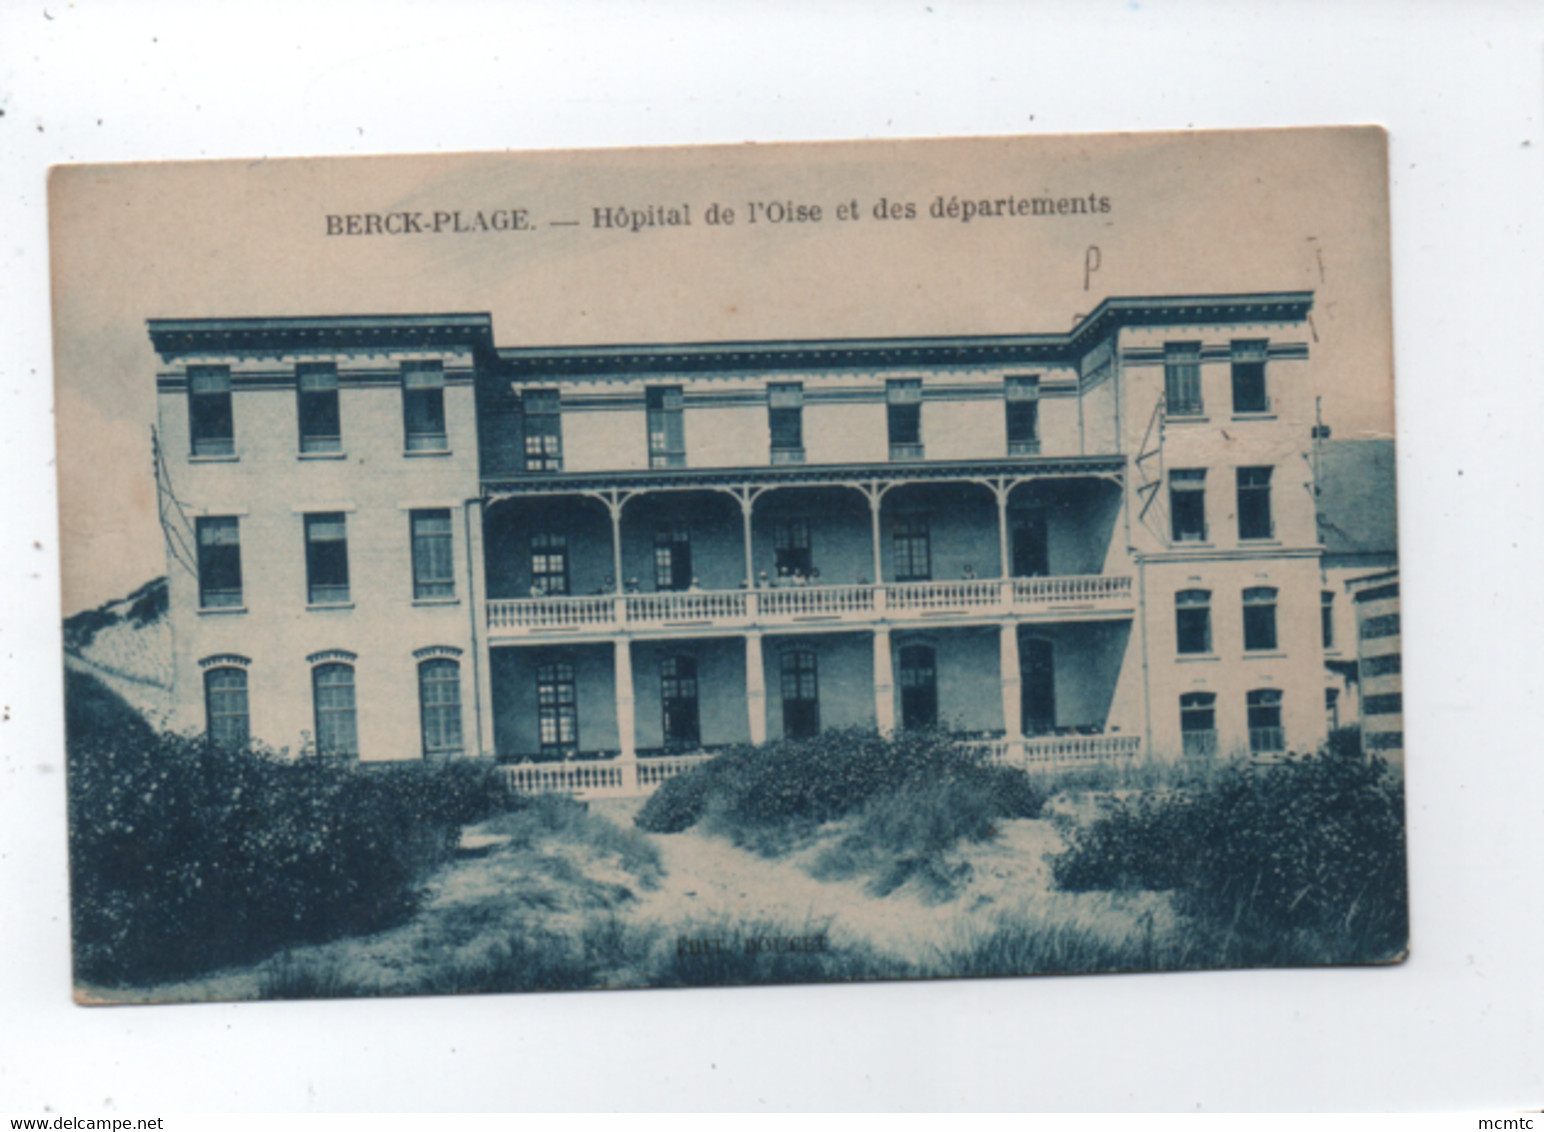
[204,666,249,748]
[897,644,938,729]
[1179,692,1217,757]
[418,658,463,757]
[312,662,358,756]
[1247,689,1285,754]
[780,649,819,740]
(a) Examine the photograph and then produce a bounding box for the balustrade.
[965,733,1143,765]
[487,574,1133,637]
[627,590,747,625]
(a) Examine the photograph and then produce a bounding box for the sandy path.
[615,811,1072,953]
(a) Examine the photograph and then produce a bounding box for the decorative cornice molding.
[306,648,359,665]
[198,653,251,669]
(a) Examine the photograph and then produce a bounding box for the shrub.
[67,728,515,986]
[637,727,1043,841]
[1049,747,1408,963]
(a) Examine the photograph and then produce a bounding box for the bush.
[68,728,515,986]
[1049,747,1407,963]
[635,728,1047,881]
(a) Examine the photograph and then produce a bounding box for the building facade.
[150,292,1331,768]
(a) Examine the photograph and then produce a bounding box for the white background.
[2,0,1541,1113]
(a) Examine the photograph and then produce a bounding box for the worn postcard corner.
[51,127,1405,1005]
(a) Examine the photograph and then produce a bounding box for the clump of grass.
[257,952,363,1000]
[478,794,663,888]
[929,905,1201,978]
[811,770,1041,900]
[647,916,907,988]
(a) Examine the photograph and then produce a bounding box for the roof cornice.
[147,313,495,361]
[145,292,1313,370]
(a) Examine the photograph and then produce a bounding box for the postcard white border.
[4,0,1543,1113]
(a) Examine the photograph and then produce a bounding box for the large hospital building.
[150,291,1342,783]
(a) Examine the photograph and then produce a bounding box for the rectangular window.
[1364,692,1403,716]
[1247,689,1285,754]
[418,659,463,757]
[188,365,235,456]
[1243,586,1279,651]
[313,663,358,757]
[653,528,692,591]
[892,517,931,582]
[1180,692,1217,757]
[1361,653,1402,678]
[1237,466,1274,540]
[774,519,813,578]
[1361,613,1401,640]
[887,379,923,460]
[196,516,243,608]
[646,386,686,468]
[523,389,563,472]
[530,533,570,596]
[305,513,350,605]
[297,363,341,454]
[768,383,805,464]
[1175,589,1212,655]
[1231,340,1270,414]
[402,361,447,451]
[1169,468,1208,543]
[1006,376,1040,456]
[1164,342,1203,416]
[204,667,250,748]
[411,510,455,600]
[1321,591,1336,649]
[537,661,578,757]
[1366,731,1404,751]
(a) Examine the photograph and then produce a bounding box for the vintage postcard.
[50,128,1404,1004]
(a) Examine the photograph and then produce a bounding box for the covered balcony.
[480,455,1131,641]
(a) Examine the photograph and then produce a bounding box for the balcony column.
[873,627,896,736]
[867,489,884,585]
[737,490,760,621]
[607,498,626,595]
[995,481,1013,580]
[614,638,637,762]
[994,482,1015,611]
[1000,623,1023,739]
[745,632,767,744]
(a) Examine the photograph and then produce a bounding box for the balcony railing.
[887,579,1003,612]
[486,575,1133,638]
[758,583,876,619]
[499,739,1138,801]
[500,751,713,799]
[966,733,1142,766]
